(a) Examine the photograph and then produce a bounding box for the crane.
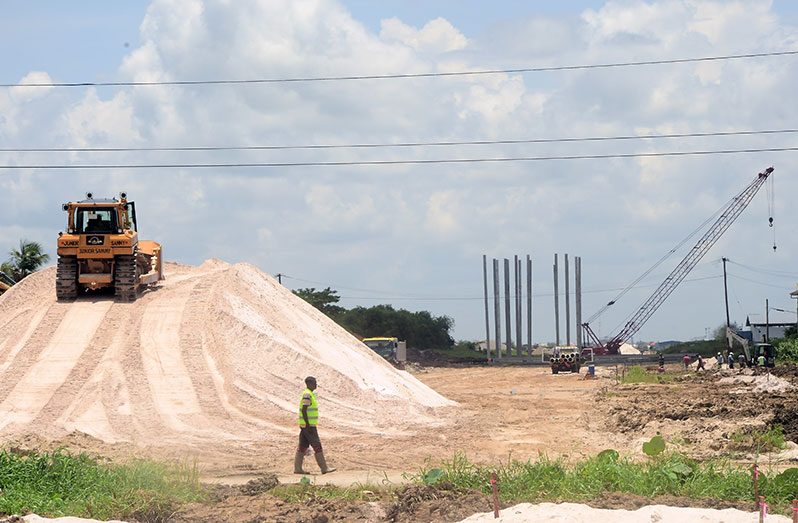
[582,166,774,355]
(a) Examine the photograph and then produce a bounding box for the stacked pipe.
[549,353,582,363]
[550,354,579,363]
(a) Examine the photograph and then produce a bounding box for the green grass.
[0,449,204,522]
[411,452,798,512]
[621,366,676,384]
[730,425,787,454]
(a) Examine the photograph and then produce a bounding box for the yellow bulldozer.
[0,274,12,296]
[56,192,163,301]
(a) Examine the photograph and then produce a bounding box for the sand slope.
[0,261,452,451]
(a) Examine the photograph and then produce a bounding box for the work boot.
[314,451,336,474]
[293,451,309,474]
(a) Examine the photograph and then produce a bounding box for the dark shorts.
[298,426,323,453]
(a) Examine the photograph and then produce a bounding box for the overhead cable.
[728,273,792,289]
[281,274,722,301]
[2,146,798,170]
[3,50,797,88]
[3,128,797,153]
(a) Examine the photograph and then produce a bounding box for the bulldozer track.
[55,256,77,301]
[114,254,139,302]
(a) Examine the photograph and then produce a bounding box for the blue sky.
[6,0,797,83]
[2,0,798,344]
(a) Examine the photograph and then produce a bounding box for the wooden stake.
[792,499,797,523]
[491,472,499,519]
[759,496,766,523]
[753,464,760,508]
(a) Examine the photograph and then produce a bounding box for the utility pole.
[504,259,512,356]
[527,255,532,357]
[565,254,571,346]
[493,259,501,361]
[553,254,560,346]
[482,255,490,360]
[766,298,770,343]
[515,255,524,356]
[276,273,283,285]
[722,257,731,349]
[574,256,583,352]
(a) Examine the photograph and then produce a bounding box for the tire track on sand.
[0,301,112,432]
[36,302,133,441]
[139,279,207,437]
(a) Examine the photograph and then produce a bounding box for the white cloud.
[380,17,468,53]
[9,72,54,103]
[1,0,796,344]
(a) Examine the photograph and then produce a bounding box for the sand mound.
[719,373,794,394]
[458,502,789,522]
[0,262,453,450]
[618,343,641,355]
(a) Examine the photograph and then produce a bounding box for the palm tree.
[3,240,50,282]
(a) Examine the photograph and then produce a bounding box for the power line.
[283,274,721,302]
[725,259,798,278]
[4,50,797,88]
[728,273,791,289]
[3,128,797,153]
[2,146,798,170]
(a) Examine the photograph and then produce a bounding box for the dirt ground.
[7,364,798,522]
[171,364,798,522]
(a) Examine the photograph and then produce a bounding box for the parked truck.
[550,346,583,374]
[362,337,399,360]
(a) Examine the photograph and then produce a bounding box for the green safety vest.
[297,388,318,427]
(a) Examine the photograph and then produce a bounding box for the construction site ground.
[174,364,798,522]
[2,264,796,521]
[8,364,798,522]
[185,364,798,480]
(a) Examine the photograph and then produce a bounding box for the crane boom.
[584,167,774,354]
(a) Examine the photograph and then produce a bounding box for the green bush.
[775,338,798,363]
[0,449,203,521]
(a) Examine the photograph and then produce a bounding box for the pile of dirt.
[601,371,798,456]
[0,262,453,456]
[173,483,491,523]
[718,373,794,393]
[386,484,492,523]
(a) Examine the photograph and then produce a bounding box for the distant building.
[749,322,794,343]
[745,303,796,342]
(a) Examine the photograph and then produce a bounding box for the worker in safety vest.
[294,376,336,474]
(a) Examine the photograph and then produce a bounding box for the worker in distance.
[294,376,336,475]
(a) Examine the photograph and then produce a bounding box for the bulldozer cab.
[66,196,137,234]
[77,208,117,234]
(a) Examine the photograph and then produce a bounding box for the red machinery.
[582,167,774,355]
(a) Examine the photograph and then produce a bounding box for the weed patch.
[621,366,676,384]
[0,449,204,522]
[729,425,786,453]
[411,452,798,512]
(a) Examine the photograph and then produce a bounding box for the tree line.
[292,287,454,350]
